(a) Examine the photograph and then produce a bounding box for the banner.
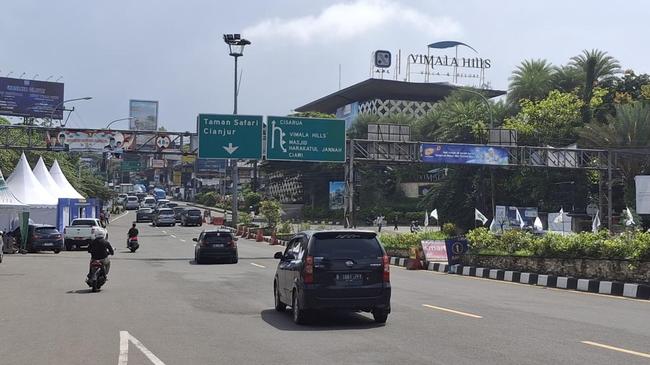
[196,158,226,175]
[421,239,469,264]
[329,181,345,210]
[421,143,508,166]
[46,130,135,155]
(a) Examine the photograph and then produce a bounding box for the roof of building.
[295,78,506,114]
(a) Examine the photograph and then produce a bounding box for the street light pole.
[50,96,93,127]
[105,117,136,130]
[224,34,251,227]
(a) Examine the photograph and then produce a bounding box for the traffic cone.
[256,228,264,242]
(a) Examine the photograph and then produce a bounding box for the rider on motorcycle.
[127,223,139,247]
[87,236,114,276]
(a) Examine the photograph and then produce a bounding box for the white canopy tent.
[0,167,27,233]
[49,160,85,200]
[6,153,58,225]
[33,157,65,199]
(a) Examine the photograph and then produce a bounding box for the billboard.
[329,181,345,210]
[421,143,508,166]
[45,130,135,157]
[0,77,64,119]
[196,158,226,175]
[129,100,158,131]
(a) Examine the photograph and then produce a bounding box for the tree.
[508,59,555,105]
[552,65,583,93]
[579,101,650,204]
[503,90,583,146]
[570,49,621,124]
[259,200,282,228]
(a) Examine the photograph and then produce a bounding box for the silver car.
[153,208,176,227]
[124,196,140,210]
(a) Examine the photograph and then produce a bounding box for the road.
[1,209,650,364]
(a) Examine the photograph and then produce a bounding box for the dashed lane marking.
[581,340,650,359]
[250,263,266,268]
[170,234,176,238]
[180,239,186,242]
[422,304,482,319]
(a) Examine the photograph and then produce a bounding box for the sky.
[2,0,650,131]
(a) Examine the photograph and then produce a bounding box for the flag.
[430,209,438,221]
[515,208,525,229]
[534,216,543,231]
[489,219,500,233]
[475,208,488,225]
[553,208,565,224]
[424,211,429,227]
[625,207,635,226]
[592,210,601,233]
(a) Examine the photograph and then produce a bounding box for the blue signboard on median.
[421,143,508,166]
[197,114,263,159]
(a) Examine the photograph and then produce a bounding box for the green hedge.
[379,231,448,250]
[466,227,650,261]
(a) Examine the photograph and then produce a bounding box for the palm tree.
[579,101,650,203]
[570,49,621,124]
[552,65,583,93]
[508,59,555,105]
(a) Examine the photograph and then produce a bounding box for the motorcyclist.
[87,236,114,276]
[127,223,139,247]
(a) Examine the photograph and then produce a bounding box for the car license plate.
[42,243,53,246]
[335,273,363,285]
[212,244,224,247]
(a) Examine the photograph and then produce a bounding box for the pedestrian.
[393,214,399,231]
[377,215,383,232]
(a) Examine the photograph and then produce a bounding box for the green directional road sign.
[121,160,141,172]
[266,116,346,162]
[197,114,263,159]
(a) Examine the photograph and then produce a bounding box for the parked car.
[273,230,391,324]
[141,196,157,209]
[181,208,203,226]
[64,218,108,250]
[173,207,186,223]
[124,196,140,210]
[116,193,128,206]
[27,224,64,253]
[136,208,154,223]
[153,208,176,227]
[193,229,238,264]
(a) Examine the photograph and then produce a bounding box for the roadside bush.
[239,212,252,226]
[466,228,650,261]
[441,223,457,236]
[278,220,293,234]
[379,230,447,250]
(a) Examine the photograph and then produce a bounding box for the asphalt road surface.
[1,210,650,365]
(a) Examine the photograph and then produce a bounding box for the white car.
[63,218,108,251]
[142,196,157,209]
[156,199,170,207]
[124,196,140,210]
[116,193,128,205]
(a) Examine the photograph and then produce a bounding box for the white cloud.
[243,0,462,44]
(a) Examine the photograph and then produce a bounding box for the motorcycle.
[127,236,139,253]
[86,260,106,292]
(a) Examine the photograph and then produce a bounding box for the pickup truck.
[63,218,108,251]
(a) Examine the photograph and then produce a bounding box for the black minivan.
[273,230,391,324]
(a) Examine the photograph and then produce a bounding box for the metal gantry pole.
[231,55,239,226]
[607,150,613,231]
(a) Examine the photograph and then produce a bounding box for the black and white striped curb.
[388,257,449,273]
[447,264,650,300]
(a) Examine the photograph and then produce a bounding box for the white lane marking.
[180,239,186,242]
[110,212,129,223]
[170,234,176,238]
[161,231,167,234]
[422,304,482,319]
[581,341,650,359]
[118,331,167,365]
[250,263,266,268]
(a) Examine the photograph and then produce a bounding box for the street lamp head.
[223,33,251,57]
[82,96,93,100]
